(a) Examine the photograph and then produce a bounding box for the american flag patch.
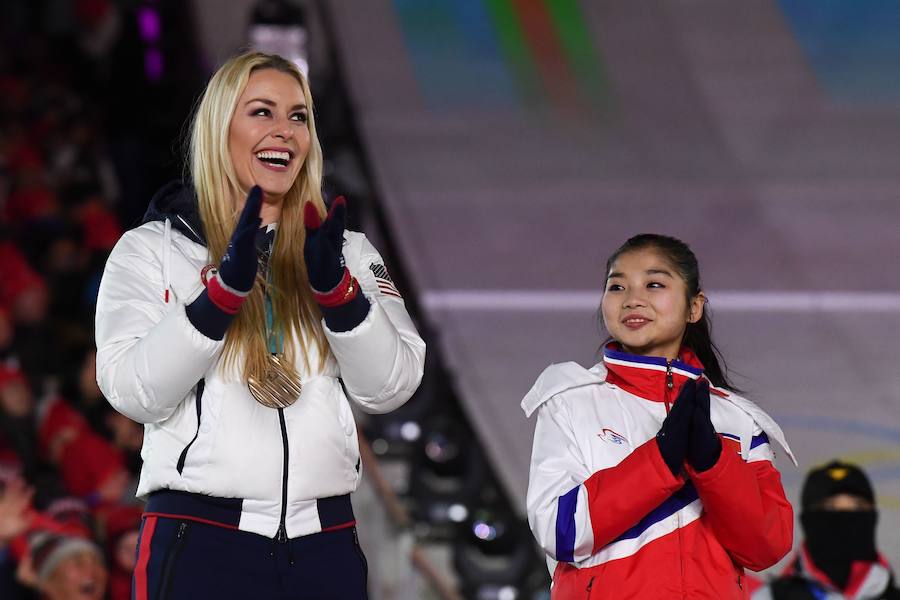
[369,262,402,298]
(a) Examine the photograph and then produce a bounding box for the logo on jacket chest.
[598,428,629,446]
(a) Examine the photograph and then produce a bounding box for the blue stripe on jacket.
[555,486,580,562]
[613,483,699,543]
[750,432,770,450]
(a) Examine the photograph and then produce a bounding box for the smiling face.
[228,68,310,206]
[601,247,705,360]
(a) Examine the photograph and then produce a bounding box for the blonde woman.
[95,52,425,599]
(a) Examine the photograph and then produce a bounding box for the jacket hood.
[520,361,607,417]
[142,180,206,245]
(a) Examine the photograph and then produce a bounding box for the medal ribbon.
[258,226,283,356]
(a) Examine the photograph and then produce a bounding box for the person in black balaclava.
[753,460,900,600]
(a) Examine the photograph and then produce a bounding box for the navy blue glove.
[216,185,263,295]
[186,186,262,340]
[687,381,722,472]
[656,379,696,477]
[303,197,347,293]
[303,197,370,331]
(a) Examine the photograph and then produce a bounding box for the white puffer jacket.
[95,185,425,539]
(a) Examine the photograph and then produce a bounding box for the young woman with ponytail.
[522,234,795,599]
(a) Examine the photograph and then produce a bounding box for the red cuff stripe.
[207,274,246,314]
[313,268,359,307]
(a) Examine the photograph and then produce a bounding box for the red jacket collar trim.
[602,343,705,403]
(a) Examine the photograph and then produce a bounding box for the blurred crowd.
[0,1,168,598]
[0,0,376,596]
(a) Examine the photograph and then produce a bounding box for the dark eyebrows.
[607,268,674,279]
[245,98,307,111]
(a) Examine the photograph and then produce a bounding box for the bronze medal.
[249,226,301,408]
[248,354,302,409]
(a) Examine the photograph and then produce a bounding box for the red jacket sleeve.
[584,439,685,552]
[688,449,793,571]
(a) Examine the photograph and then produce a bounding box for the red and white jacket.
[523,345,796,599]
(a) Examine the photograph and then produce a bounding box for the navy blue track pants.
[132,515,368,599]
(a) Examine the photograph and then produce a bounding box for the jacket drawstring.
[163,217,172,303]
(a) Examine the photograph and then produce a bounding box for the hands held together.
[205,189,357,313]
[195,188,368,337]
[656,379,722,477]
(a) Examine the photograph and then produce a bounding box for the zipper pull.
[276,524,288,544]
[177,522,187,538]
[666,360,674,390]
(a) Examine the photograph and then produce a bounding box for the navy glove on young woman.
[186,186,262,340]
[656,379,696,477]
[303,197,370,331]
[687,380,722,472]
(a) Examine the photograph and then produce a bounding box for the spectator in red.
[37,397,128,507]
[75,193,122,253]
[0,243,48,326]
[5,165,59,225]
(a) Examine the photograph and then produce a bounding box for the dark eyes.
[606,282,665,291]
[251,107,308,123]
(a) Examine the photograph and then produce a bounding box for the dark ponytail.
[604,234,739,392]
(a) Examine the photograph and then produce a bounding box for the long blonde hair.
[188,51,329,381]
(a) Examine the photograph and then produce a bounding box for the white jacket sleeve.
[524,366,685,565]
[325,234,425,414]
[95,229,223,424]
[526,395,597,563]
